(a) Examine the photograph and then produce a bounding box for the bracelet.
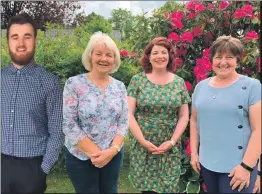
[112,144,120,152]
[258,170,261,176]
[170,140,175,146]
[240,162,253,172]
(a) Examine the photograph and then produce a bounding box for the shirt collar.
[7,60,36,75]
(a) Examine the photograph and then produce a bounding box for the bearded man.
[1,13,64,193]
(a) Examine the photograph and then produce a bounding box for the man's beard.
[9,46,35,66]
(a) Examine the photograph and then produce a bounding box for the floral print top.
[63,73,128,160]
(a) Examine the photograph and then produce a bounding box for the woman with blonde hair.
[63,32,128,193]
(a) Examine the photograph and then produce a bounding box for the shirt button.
[17,71,20,74]
[10,125,13,128]
[13,95,15,98]
[242,86,247,90]
[238,146,243,149]
[238,105,243,109]
[238,125,243,128]
[11,110,14,113]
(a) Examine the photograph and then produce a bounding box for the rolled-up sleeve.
[116,83,129,137]
[62,78,87,145]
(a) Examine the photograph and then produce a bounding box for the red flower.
[196,73,207,83]
[195,2,205,13]
[187,13,197,19]
[185,81,193,92]
[171,18,183,29]
[168,32,180,44]
[258,57,261,72]
[207,3,215,10]
[196,58,212,73]
[202,59,212,72]
[202,183,208,192]
[242,4,253,17]
[171,10,184,21]
[181,32,194,43]
[186,142,191,157]
[130,52,137,57]
[233,8,246,19]
[202,48,210,59]
[120,49,128,57]
[186,1,195,11]
[193,27,202,37]
[175,58,183,68]
[245,31,259,41]
[219,1,230,10]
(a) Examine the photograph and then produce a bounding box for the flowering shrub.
[120,49,129,57]
[157,1,260,193]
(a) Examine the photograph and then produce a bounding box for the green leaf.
[186,181,200,193]
[252,18,259,24]
[179,180,186,193]
[232,19,239,24]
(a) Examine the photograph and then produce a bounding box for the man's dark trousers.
[1,153,47,193]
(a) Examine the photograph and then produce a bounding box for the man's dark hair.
[7,13,37,39]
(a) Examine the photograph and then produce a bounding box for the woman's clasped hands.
[140,139,174,155]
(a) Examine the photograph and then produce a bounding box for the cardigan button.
[238,146,243,149]
[238,105,243,109]
[242,86,247,90]
[238,125,243,128]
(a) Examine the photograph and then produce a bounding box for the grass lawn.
[45,157,139,193]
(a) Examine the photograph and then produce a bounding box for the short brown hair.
[210,35,244,65]
[7,13,37,40]
[140,37,175,73]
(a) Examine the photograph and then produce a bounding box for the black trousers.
[1,153,47,193]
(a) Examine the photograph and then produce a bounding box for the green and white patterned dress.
[127,72,191,193]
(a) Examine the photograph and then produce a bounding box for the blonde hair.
[82,31,121,73]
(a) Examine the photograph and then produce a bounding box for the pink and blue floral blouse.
[63,73,128,160]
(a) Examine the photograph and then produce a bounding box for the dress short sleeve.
[248,78,261,106]
[127,74,140,98]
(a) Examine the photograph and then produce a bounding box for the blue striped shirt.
[1,60,64,174]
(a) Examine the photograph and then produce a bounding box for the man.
[1,13,64,193]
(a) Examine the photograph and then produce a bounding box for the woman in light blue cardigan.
[190,36,261,193]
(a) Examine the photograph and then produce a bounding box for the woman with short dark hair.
[190,35,261,193]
